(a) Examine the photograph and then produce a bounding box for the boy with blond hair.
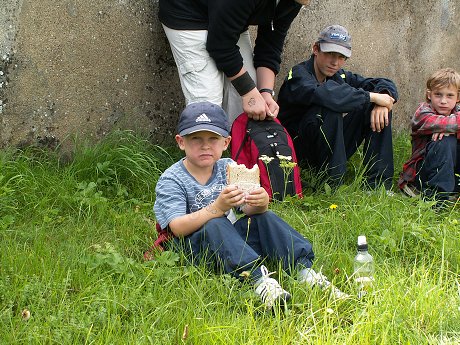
[154,101,347,309]
[399,68,460,200]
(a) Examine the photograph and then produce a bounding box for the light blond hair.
[425,68,460,102]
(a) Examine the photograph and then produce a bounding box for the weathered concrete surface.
[1,0,459,150]
[1,0,180,150]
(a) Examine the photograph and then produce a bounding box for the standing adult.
[158,0,311,123]
[277,25,398,190]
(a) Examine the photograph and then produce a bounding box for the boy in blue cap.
[154,101,347,308]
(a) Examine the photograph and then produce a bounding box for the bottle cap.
[357,235,368,250]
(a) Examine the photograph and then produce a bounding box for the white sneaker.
[254,265,291,308]
[299,268,350,299]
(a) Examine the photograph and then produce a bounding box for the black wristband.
[259,88,275,97]
[231,71,256,96]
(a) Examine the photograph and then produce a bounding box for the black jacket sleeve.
[345,72,399,101]
[278,60,398,114]
[206,0,301,78]
[253,0,302,74]
[206,0,257,78]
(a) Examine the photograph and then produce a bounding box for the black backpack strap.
[234,124,251,161]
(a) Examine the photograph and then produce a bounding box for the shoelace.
[260,265,276,279]
[257,266,283,305]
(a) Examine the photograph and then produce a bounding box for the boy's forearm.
[412,112,460,135]
[169,202,225,237]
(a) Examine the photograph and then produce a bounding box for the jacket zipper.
[272,0,280,31]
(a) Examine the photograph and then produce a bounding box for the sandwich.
[226,162,260,194]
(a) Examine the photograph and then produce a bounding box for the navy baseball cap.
[178,101,230,137]
[318,25,352,58]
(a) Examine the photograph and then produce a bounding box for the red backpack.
[143,223,174,261]
[230,113,302,200]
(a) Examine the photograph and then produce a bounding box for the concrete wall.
[1,0,459,150]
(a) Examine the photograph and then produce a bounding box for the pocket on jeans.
[178,59,210,99]
[179,59,206,73]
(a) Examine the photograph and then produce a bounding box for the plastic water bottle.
[353,235,374,298]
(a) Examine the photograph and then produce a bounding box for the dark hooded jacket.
[277,55,398,131]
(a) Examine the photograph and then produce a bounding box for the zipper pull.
[271,21,274,31]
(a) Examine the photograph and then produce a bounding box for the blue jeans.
[416,135,460,199]
[173,211,314,281]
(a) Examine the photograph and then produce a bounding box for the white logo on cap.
[196,113,211,123]
[330,33,348,42]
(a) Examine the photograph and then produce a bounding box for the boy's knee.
[422,137,457,176]
[427,136,457,156]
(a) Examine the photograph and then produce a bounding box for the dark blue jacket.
[159,0,302,77]
[277,55,399,130]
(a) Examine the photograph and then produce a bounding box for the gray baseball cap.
[178,101,230,137]
[318,25,352,58]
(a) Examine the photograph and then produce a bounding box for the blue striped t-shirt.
[154,157,234,230]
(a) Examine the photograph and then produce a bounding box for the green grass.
[1,130,459,344]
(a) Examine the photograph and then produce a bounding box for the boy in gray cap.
[154,101,348,309]
[277,25,398,190]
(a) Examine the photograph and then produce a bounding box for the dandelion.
[21,309,31,321]
[329,204,338,210]
[326,308,334,314]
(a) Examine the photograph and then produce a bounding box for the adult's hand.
[242,88,269,121]
[260,92,279,119]
[254,66,278,120]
